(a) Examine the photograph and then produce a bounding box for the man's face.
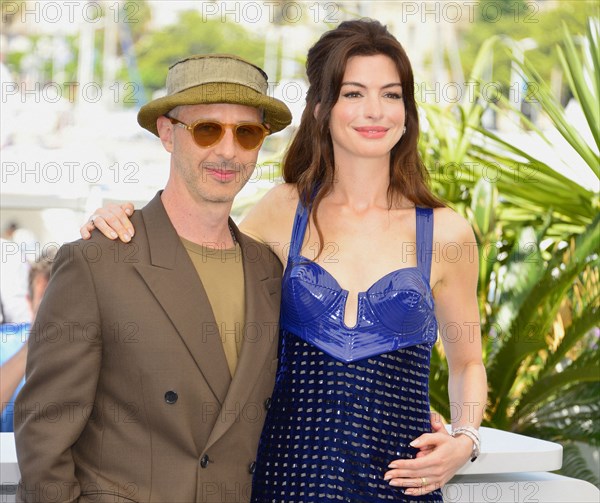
[159,103,263,206]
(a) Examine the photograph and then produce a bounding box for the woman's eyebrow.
[341,81,403,89]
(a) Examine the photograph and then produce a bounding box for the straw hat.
[137,54,292,136]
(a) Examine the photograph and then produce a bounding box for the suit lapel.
[204,224,280,451]
[134,193,231,404]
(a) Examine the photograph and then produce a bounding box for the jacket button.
[200,454,210,468]
[249,461,256,474]
[164,391,178,404]
[264,397,271,410]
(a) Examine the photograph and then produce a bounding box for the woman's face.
[328,54,406,163]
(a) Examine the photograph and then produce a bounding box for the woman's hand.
[383,414,474,496]
[80,203,135,242]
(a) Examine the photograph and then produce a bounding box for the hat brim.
[137,83,292,136]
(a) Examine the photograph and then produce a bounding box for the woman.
[81,19,486,501]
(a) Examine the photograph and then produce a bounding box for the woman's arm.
[241,183,299,265]
[384,208,487,496]
[79,185,299,256]
[434,209,487,433]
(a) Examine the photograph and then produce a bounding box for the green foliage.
[135,11,265,97]
[459,0,598,101]
[120,0,153,44]
[425,21,600,486]
[475,0,528,22]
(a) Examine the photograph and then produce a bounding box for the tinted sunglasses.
[168,117,270,150]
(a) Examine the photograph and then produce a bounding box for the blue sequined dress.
[251,201,443,502]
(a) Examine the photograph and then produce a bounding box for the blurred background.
[1,0,598,486]
[1,0,596,240]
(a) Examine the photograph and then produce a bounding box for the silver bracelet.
[451,426,481,462]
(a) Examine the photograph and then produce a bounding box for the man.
[14,54,291,503]
[0,237,30,325]
[1,254,52,431]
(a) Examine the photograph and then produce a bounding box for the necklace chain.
[228,223,237,245]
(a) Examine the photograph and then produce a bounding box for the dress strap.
[287,199,311,265]
[416,207,434,282]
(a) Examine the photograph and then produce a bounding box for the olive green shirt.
[181,238,245,377]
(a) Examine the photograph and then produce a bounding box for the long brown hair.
[283,19,444,249]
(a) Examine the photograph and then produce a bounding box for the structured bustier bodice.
[280,202,437,362]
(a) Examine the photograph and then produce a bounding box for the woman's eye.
[343,91,362,98]
[385,93,403,100]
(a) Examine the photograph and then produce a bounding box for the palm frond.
[515,350,600,419]
[530,382,600,436]
[557,21,600,154]
[537,299,599,377]
[487,264,583,417]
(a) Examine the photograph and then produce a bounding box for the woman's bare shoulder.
[250,182,299,216]
[263,182,299,204]
[240,183,299,244]
[431,206,479,281]
[433,206,476,244]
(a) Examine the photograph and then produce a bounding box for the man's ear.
[157,116,175,153]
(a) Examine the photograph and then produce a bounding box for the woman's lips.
[354,126,389,139]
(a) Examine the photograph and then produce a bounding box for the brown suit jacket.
[14,193,282,503]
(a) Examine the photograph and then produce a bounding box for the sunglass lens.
[193,122,223,147]
[235,124,264,150]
